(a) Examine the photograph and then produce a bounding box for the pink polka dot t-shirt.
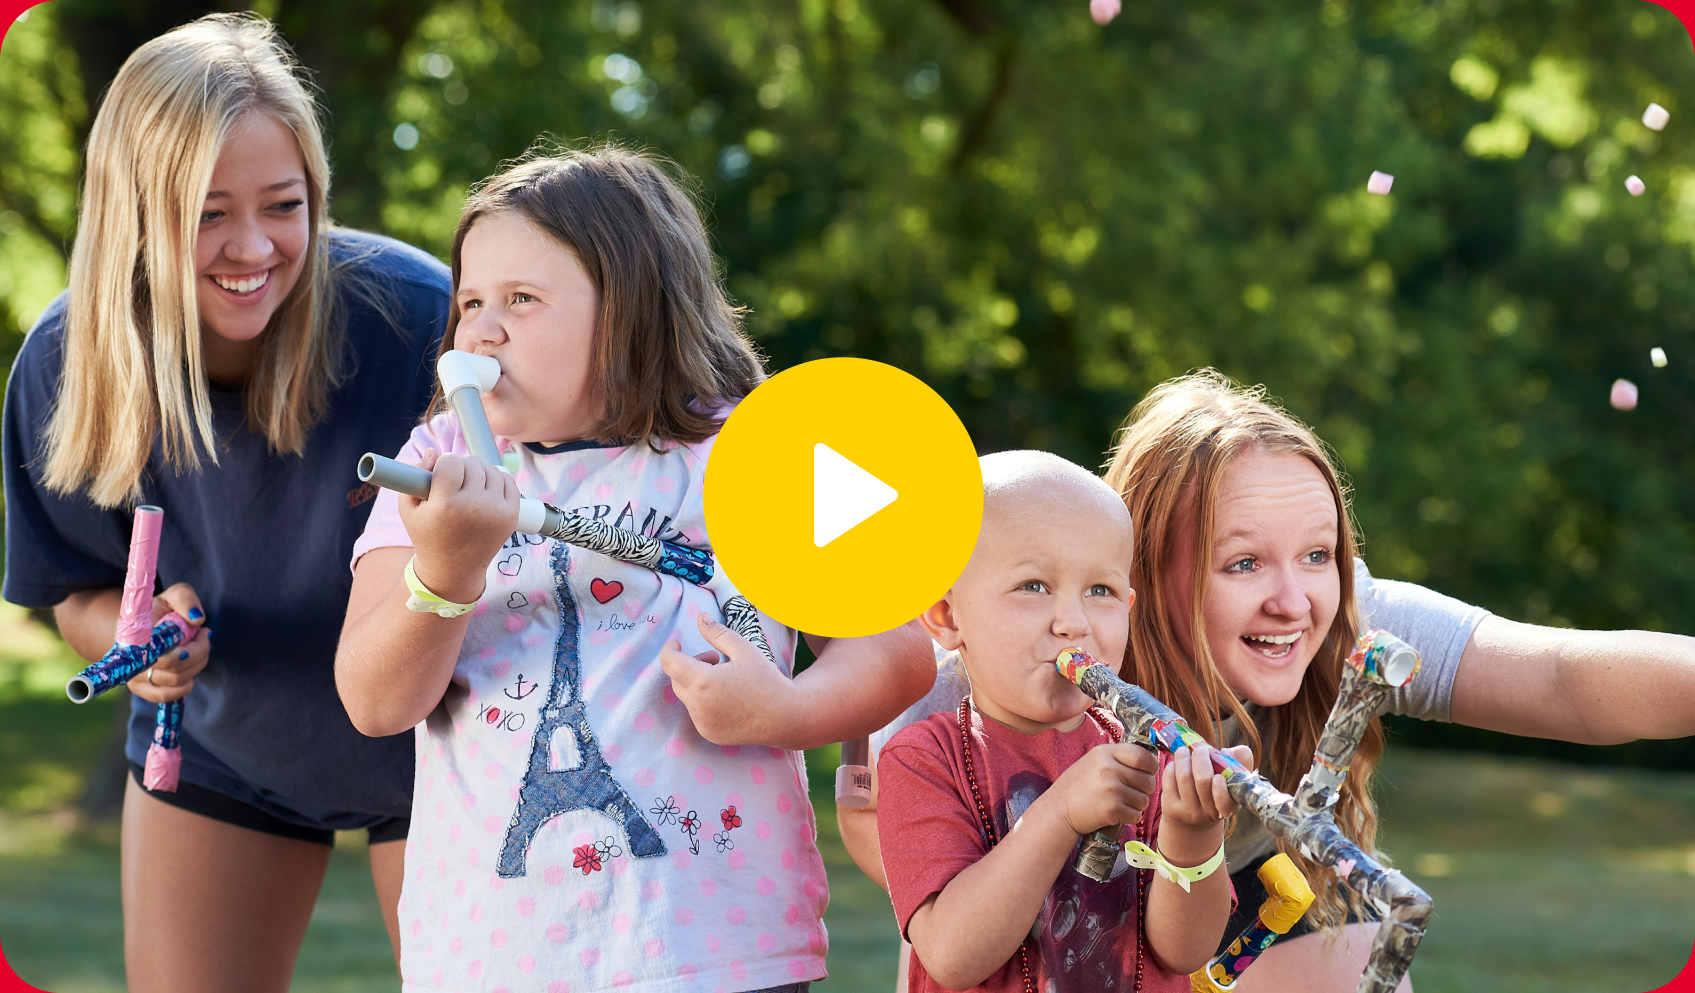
[353,412,829,993]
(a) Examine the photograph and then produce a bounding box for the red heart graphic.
[485,707,501,724]
[590,579,623,604]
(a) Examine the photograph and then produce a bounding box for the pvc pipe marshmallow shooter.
[64,506,193,791]
[358,351,775,664]
[1056,631,1432,993]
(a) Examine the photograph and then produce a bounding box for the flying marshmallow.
[1652,347,1668,368]
[1643,102,1671,132]
[1611,379,1639,411]
[1368,171,1394,195]
[1090,0,1120,24]
[1626,175,1646,196]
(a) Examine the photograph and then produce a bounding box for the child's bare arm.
[336,450,517,736]
[659,618,934,749]
[906,743,1157,990]
[1142,742,1252,975]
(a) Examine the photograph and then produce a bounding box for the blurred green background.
[1,0,1694,990]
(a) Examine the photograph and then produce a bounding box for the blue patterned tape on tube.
[72,616,191,699]
[653,541,714,585]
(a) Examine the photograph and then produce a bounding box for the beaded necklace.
[954,698,1148,993]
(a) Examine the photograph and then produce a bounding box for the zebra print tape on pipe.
[357,453,774,666]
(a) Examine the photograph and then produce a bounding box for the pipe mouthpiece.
[357,453,378,483]
[1056,647,1099,686]
[1349,630,1422,688]
[437,350,501,394]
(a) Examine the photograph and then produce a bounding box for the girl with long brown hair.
[336,146,930,993]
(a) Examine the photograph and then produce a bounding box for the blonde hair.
[43,13,339,507]
[434,145,765,445]
[1103,369,1381,930]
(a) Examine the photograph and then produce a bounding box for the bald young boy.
[876,452,1250,993]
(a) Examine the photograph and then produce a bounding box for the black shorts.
[130,765,409,846]
[1218,852,1375,955]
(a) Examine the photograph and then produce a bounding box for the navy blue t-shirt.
[3,229,449,826]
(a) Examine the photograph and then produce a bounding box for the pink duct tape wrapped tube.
[143,749,182,791]
[143,699,185,791]
[117,506,164,646]
[65,505,195,792]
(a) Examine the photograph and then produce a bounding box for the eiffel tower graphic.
[496,541,666,877]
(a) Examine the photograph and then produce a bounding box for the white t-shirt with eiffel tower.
[353,412,828,993]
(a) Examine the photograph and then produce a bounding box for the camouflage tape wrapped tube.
[1056,631,1433,993]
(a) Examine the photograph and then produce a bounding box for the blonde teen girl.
[2,15,451,991]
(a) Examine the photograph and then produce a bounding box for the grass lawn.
[0,606,1690,991]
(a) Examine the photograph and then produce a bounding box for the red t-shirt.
[879,707,1206,993]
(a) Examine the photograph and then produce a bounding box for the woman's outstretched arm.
[1448,615,1695,744]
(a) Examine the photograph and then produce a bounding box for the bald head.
[979,450,1131,538]
[925,450,1136,731]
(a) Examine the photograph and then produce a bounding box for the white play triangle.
[813,443,898,547]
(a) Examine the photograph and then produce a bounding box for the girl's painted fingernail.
[187,607,204,621]
[178,650,189,660]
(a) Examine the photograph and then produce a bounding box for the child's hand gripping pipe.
[1189,852,1315,993]
[63,506,194,791]
[358,350,776,665]
[1056,631,1434,993]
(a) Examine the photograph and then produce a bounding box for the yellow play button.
[705,358,983,638]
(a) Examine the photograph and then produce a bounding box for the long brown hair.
[433,144,764,445]
[1103,369,1381,929]
[44,13,340,506]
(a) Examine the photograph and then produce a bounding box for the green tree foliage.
[3,0,1693,647]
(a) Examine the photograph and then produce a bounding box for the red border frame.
[0,0,1691,990]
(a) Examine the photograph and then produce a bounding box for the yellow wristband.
[403,556,479,618]
[1123,839,1227,893]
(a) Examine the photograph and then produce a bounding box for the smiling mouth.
[1242,632,1301,660]
[210,269,271,295]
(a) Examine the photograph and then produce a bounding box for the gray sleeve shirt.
[1359,557,1491,724]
